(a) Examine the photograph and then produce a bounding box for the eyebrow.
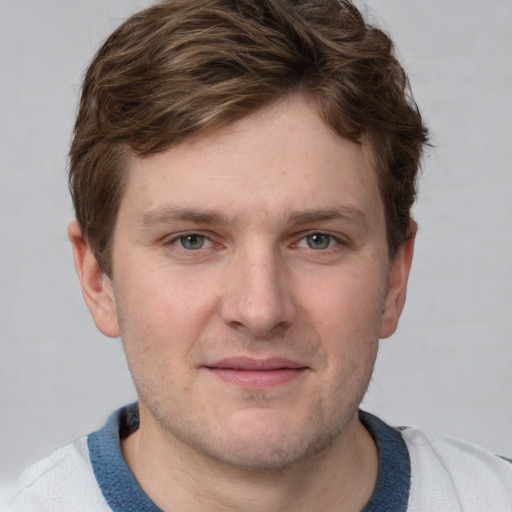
[137,207,233,229]
[285,207,370,228]
[137,205,370,229]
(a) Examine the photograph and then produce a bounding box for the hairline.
[91,94,400,276]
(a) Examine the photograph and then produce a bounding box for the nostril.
[221,297,296,337]
[219,253,296,335]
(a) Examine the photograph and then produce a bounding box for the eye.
[177,234,211,250]
[306,234,333,250]
[297,233,340,250]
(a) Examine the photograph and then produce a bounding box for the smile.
[204,357,309,389]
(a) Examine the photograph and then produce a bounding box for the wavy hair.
[69,0,428,275]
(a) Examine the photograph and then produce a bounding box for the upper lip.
[205,357,308,371]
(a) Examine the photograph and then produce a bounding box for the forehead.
[120,96,382,227]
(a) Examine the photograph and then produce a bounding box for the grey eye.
[180,234,206,250]
[306,234,331,250]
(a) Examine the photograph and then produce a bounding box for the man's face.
[80,96,412,470]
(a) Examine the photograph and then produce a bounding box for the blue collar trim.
[88,404,410,511]
[88,404,161,512]
[359,410,411,511]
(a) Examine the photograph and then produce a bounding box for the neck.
[122,409,378,512]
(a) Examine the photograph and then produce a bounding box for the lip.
[204,357,308,389]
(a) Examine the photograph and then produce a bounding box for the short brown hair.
[69,0,428,275]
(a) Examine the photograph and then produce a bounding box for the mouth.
[203,357,309,389]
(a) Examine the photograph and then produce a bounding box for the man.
[3,0,511,510]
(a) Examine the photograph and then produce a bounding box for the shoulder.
[401,426,512,511]
[1,437,109,512]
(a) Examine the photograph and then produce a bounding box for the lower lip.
[207,368,306,389]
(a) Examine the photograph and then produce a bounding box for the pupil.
[182,235,204,250]
[307,234,329,249]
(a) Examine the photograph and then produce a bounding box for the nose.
[220,245,296,337]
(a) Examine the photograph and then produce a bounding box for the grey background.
[1,0,511,482]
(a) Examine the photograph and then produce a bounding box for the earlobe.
[68,221,120,338]
[379,222,416,339]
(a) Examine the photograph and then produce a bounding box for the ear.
[379,222,416,339]
[68,221,120,338]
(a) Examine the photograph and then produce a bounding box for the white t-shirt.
[2,404,512,511]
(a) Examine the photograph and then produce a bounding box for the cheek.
[301,267,385,381]
[114,269,227,401]
[304,266,387,333]
[116,263,218,331]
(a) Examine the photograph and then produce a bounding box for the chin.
[197,413,346,472]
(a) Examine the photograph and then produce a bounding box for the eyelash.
[163,231,346,254]
[294,232,344,251]
[163,232,216,253]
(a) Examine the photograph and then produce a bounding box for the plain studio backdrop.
[1,0,511,482]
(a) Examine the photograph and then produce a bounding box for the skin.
[69,95,415,511]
